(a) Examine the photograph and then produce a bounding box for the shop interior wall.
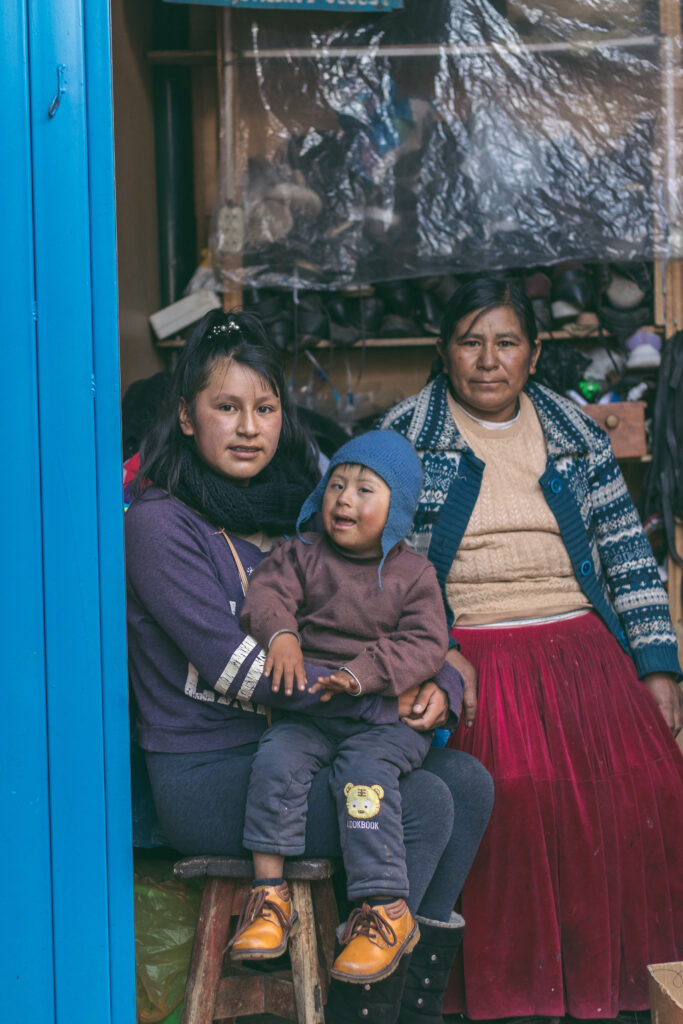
[112,0,164,394]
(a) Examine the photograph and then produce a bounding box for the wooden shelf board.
[240,34,660,60]
[147,50,216,66]
[316,336,437,348]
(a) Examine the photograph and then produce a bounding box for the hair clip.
[207,319,241,340]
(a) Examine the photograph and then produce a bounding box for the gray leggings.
[146,742,493,920]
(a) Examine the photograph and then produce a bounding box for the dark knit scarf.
[171,444,317,536]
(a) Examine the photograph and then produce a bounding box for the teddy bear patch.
[344,783,384,830]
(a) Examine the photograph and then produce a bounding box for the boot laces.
[339,904,397,949]
[227,887,291,949]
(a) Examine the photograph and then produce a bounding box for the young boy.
[231,430,463,984]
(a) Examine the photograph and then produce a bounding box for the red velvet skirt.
[446,612,683,1020]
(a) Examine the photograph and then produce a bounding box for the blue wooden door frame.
[2,2,136,1022]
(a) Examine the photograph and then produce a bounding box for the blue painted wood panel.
[2,2,55,1017]
[3,1,136,1021]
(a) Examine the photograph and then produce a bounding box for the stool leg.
[181,877,236,1024]
[289,880,325,1024]
[311,877,339,1002]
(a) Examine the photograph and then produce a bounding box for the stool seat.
[175,855,339,1024]
[174,855,336,882]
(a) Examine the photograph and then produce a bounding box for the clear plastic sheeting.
[210,0,683,290]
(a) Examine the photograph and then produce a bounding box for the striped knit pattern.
[378,374,681,679]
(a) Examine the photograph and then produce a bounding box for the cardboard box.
[649,962,683,1024]
[149,289,222,341]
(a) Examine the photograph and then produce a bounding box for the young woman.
[125,309,493,1024]
[379,276,683,1020]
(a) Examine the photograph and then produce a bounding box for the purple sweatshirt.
[125,488,399,752]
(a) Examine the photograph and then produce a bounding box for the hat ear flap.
[296,475,329,539]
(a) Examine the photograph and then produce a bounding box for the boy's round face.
[321,464,391,559]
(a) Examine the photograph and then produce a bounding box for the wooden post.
[181,877,236,1024]
[657,0,683,335]
[289,879,326,1024]
[218,8,243,312]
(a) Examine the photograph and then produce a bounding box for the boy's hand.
[309,670,360,701]
[265,633,307,696]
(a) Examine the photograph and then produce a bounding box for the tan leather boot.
[228,883,298,960]
[331,899,420,984]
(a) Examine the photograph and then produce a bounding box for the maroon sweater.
[241,533,452,696]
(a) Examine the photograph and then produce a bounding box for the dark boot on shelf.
[398,912,465,1024]
[324,938,412,1023]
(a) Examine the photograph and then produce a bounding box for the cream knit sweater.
[446,392,592,625]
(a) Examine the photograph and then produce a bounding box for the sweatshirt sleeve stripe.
[216,636,258,694]
[236,649,267,701]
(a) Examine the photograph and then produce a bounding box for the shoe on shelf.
[432,275,460,307]
[378,313,423,339]
[331,899,420,984]
[524,270,552,300]
[344,295,385,336]
[531,298,552,333]
[374,281,418,318]
[267,313,294,352]
[625,326,661,370]
[415,290,442,335]
[228,883,298,961]
[606,262,652,309]
[550,262,592,324]
[294,305,328,350]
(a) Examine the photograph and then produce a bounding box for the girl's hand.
[265,633,307,696]
[446,648,478,727]
[309,669,360,701]
[401,681,449,730]
[643,672,683,735]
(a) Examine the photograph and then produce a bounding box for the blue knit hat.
[296,430,423,586]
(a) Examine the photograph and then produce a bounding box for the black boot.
[398,912,465,1024]
[325,943,412,1023]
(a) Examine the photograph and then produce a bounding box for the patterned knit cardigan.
[378,373,681,679]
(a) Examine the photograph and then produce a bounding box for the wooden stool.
[174,856,339,1024]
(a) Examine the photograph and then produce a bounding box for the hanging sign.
[163,0,403,9]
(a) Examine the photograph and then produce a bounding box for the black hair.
[135,308,318,495]
[432,276,538,378]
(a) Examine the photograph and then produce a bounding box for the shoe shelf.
[156,327,662,351]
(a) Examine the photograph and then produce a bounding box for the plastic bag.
[134,875,201,1023]
[210,0,683,290]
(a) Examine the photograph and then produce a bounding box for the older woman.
[379,276,683,1020]
[125,309,493,1024]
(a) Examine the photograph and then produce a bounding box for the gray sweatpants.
[243,715,431,900]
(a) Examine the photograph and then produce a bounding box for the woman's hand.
[401,682,450,730]
[446,648,478,728]
[643,672,683,735]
